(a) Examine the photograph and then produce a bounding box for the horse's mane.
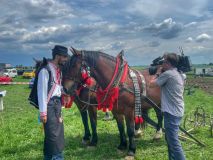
[83,50,116,63]
[62,50,119,79]
[64,50,116,70]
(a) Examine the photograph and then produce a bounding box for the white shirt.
[37,62,62,113]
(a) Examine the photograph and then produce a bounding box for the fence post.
[0,90,6,111]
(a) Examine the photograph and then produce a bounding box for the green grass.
[13,76,31,82]
[0,77,213,160]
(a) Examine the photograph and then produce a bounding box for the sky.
[0,0,213,66]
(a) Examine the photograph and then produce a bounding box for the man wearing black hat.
[37,45,69,160]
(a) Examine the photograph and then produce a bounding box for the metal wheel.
[184,113,196,132]
[194,106,206,127]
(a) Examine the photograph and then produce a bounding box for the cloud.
[184,22,197,28]
[0,0,213,66]
[23,0,75,22]
[126,0,210,18]
[0,29,27,42]
[143,18,184,39]
[22,25,73,43]
[195,33,211,42]
[185,37,193,42]
[148,41,160,47]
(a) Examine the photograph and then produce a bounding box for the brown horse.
[62,48,163,157]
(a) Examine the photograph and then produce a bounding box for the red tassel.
[85,78,94,86]
[139,117,144,124]
[81,72,87,79]
[65,96,74,108]
[135,117,139,124]
[61,94,74,108]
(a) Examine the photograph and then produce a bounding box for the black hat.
[52,45,68,57]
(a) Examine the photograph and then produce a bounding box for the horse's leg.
[78,103,91,145]
[153,106,163,140]
[113,112,127,150]
[125,109,136,156]
[88,105,98,146]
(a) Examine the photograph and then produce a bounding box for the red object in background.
[0,76,12,83]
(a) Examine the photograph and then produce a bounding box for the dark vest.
[28,62,54,109]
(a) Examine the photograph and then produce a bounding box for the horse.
[62,47,163,157]
[62,64,144,147]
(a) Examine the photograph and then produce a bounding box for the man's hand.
[58,117,63,123]
[156,66,163,75]
[40,114,47,123]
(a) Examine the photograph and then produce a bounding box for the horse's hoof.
[125,155,135,160]
[153,129,163,140]
[117,149,124,154]
[117,144,127,150]
[82,139,90,146]
[127,150,135,157]
[88,142,97,147]
[134,129,143,138]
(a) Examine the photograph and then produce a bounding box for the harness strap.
[135,70,146,96]
[129,69,145,124]
[129,69,142,124]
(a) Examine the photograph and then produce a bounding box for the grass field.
[0,76,213,160]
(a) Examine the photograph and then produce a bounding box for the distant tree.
[16,64,23,68]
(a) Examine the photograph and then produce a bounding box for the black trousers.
[43,97,64,156]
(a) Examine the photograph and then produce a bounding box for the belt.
[51,96,61,99]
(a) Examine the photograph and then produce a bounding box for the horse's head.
[62,47,93,95]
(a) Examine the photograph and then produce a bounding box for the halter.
[80,61,94,87]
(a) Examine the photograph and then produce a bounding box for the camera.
[148,55,192,75]
[149,56,164,75]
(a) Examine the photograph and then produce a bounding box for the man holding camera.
[149,53,186,160]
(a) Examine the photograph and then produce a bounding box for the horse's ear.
[42,57,48,65]
[119,50,124,57]
[118,50,124,61]
[70,47,81,55]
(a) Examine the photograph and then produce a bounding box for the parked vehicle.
[23,70,35,78]
[17,69,25,76]
[0,76,13,83]
[3,68,17,78]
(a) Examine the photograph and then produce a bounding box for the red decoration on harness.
[61,94,74,108]
[85,77,94,86]
[97,87,119,112]
[120,63,128,83]
[96,56,128,112]
[81,68,94,87]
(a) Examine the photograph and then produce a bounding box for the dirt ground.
[187,76,213,95]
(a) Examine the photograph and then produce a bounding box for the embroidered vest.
[28,60,54,109]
